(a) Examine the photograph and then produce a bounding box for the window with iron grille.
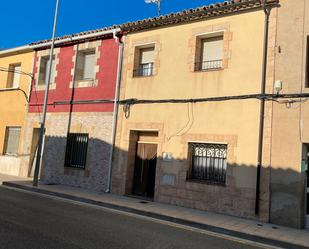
[133,46,155,77]
[3,127,21,156]
[65,133,89,169]
[189,143,227,184]
[195,34,223,71]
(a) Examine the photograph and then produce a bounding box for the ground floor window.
[3,127,21,156]
[189,142,227,184]
[65,133,89,169]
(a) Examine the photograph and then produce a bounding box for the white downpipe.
[105,34,124,193]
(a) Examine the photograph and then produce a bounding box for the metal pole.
[158,0,161,16]
[255,3,271,214]
[106,37,124,193]
[33,0,60,186]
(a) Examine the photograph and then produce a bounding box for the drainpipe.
[105,33,124,193]
[255,1,272,215]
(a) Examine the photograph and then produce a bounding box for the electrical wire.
[0,87,29,103]
[167,102,194,141]
[35,93,309,107]
[0,67,33,78]
[0,66,33,102]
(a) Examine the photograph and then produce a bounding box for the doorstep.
[2,180,309,249]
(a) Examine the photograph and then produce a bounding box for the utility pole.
[33,0,60,186]
[145,0,162,16]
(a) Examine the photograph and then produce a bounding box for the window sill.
[186,178,226,187]
[0,87,19,91]
[70,80,97,88]
[36,83,56,91]
[194,67,223,73]
[132,74,154,78]
[1,154,19,158]
[64,165,86,170]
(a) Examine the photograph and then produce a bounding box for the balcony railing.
[133,63,154,77]
[194,59,222,71]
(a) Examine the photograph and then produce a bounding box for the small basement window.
[133,46,155,77]
[38,56,55,85]
[195,34,223,71]
[188,142,227,184]
[65,133,89,169]
[6,63,21,88]
[75,49,96,81]
[3,127,21,156]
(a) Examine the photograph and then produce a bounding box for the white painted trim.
[0,45,32,56]
[31,28,121,49]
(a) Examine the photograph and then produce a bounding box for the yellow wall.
[0,51,34,176]
[113,10,267,219]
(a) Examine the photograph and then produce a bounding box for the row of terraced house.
[1,0,309,229]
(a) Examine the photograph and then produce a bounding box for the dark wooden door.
[133,143,157,198]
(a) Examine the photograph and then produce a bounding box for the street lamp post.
[33,0,60,186]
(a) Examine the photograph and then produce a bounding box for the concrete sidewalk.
[1,177,309,249]
[0,173,29,184]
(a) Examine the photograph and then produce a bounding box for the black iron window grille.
[189,143,227,184]
[65,133,89,169]
[194,59,222,71]
[133,63,154,77]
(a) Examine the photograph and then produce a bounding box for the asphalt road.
[0,186,265,249]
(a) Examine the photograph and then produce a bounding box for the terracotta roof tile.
[30,0,279,46]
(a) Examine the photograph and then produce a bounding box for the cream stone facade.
[112,9,271,221]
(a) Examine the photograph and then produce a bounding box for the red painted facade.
[29,38,119,113]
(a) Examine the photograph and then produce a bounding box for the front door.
[133,143,157,198]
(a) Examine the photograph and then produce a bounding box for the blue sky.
[0,0,223,49]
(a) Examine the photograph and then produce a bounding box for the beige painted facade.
[0,50,33,177]
[269,0,309,229]
[112,9,271,221]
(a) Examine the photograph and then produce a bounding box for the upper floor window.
[188,142,227,185]
[133,46,155,77]
[38,56,55,86]
[6,63,21,88]
[195,34,223,71]
[3,127,21,156]
[75,49,96,81]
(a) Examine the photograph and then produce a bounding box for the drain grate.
[139,201,149,204]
